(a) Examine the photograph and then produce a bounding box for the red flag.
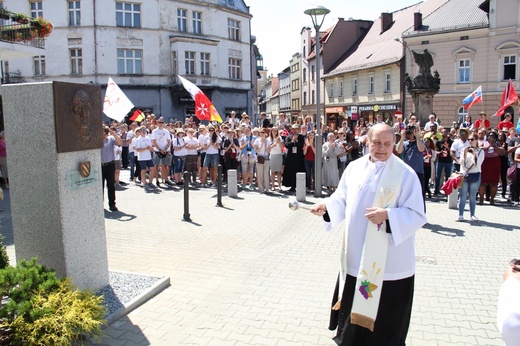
[178,75,223,122]
[129,109,145,122]
[493,79,518,117]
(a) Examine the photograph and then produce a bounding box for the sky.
[248,0,421,75]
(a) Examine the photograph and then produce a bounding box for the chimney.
[414,12,422,31]
[381,12,393,33]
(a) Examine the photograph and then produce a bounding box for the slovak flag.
[462,86,483,110]
[493,79,518,117]
[178,75,223,123]
[103,77,135,121]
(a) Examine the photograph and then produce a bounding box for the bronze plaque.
[53,82,103,153]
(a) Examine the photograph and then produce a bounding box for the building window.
[368,76,374,94]
[30,1,43,18]
[68,1,80,26]
[458,59,471,83]
[116,2,141,28]
[311,65,315,81]
[228,58,241,79]
[303,92,307,105]
[303,68,307,83]
[339,80,343,97]
[384,73,391,92]
[192,11,202,34]
[33,55,45,76]
[353,78,358,95]
[177,9,187,32]
[70,48,82,75]
[503,55,516,80]
[185,51,195,75]
[311,90,315,104]
[200,52,210,76]
[329,81,334,98]
[292,79,300,91]
[228,19,240,41]
[117,49,142,74]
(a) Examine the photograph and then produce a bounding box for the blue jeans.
[173,156,186,173]
[435,161,452,193]
[458,175,481,217]
[304,159,314,189]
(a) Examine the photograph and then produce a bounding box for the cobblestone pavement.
[1,170,518,345]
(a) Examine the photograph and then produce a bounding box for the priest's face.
[368,125,394,162]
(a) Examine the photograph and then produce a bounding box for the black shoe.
[119,181,128,186]
[165,180,174,186]
[157,182,163,188]
[109,206,118,212]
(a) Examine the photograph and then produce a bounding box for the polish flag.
[103,77,134,121]
[178,75,222,123]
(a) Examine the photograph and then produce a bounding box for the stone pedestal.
[410,89,438,125]
[1,82,109,291]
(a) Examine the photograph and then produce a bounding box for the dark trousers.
[424,165,431,197]
[133,154,141,180]
[330,274,414,346]
[122,146,129,169]
[102,161,116,208]
[435,161,452,193]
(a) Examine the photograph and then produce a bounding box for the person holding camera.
[102,126,122,212]
[396,123,426,209]
[457,135,485,221]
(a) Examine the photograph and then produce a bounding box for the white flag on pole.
[103,77,134,121]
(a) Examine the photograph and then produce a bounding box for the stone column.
[410,89,437,125]
[1,81,109,291]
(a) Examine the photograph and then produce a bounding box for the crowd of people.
[103,110,520,217]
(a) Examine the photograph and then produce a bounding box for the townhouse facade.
[402,0,518,127]
[0,0,255,122]
[324,0,450,130]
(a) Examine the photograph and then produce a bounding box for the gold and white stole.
[333,155,404,332]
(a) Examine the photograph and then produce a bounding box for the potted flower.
[31,17,53,38]
[0,8,10,20]
[11,13,30,24]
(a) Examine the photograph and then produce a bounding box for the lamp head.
[304,6,330,29]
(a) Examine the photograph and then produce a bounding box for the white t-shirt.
[126,130,135,153]
[254,138,271,156]
[205,135,222,155]
[450,138,470,161]
[184,136,199,155]
[151,128,171,152]
[114,145,122,160]
[132,136,153,161]
[270,136,283,155]
[198,133,209,153]
[172,136,187,156]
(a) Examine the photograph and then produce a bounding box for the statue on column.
[404,49,441,91]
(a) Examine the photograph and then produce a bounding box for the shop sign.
[325,106,345,113]
[358,104,398,112]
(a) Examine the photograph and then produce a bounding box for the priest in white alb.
[311,123,427,345]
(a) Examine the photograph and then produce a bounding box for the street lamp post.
[304,5,330,198]
[395,37,411,119]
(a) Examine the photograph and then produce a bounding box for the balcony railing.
[2,71,25,84]
[0,18,45,48]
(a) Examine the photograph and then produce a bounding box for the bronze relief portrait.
[53,82,103,153]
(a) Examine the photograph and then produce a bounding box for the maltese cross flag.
[178,75,222,123]
[103,77,134,122]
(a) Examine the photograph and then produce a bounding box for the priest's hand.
[311,203,327,217]
[365,207,388,224]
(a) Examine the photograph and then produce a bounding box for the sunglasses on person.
[469,138,476,140]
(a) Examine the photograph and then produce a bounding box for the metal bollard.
[216,164,223,207]
[296,172,306,202]
[183,171,191,221]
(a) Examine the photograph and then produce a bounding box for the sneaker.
[119,181,128,186]
[250,184,257,190]
[114,182,121,187]
[457,215,464,221]
[470,215,479,221]
[156,182,163,188]
[241,184,247,189]
[148,183,156,188]
[165,180,174,186]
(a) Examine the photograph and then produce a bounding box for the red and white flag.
[493,79,518,117]
[178,75,222,123]
[103,77,134,122]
